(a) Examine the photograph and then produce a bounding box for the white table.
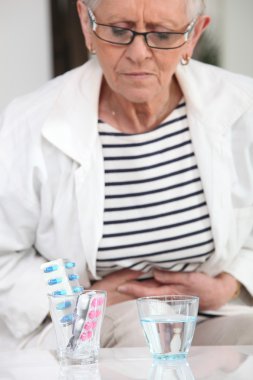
[0,346,253,379]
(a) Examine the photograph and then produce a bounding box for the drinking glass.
[48,290,106,366]
[137,295,199,360]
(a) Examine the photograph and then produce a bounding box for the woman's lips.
[122,72,154,80]
[124,72,152,75]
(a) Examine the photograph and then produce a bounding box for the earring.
[180,55,191,66]
[88,45,96,55]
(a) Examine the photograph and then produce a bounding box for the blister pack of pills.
[68,291,106,351]
[41,258,83,296]
[41,258,84,326]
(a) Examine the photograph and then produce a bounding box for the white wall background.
[206,0,253,77]
[221,0,253,77]
[0,1,252,111]
[0,0,52,111]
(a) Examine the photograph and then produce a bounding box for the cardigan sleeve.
[0,102,49,339]
[224,104,253,296]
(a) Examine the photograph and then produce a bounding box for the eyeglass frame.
[87,8,198,50]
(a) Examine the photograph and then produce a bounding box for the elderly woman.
[0,0,253,349]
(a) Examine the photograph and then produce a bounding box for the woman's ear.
[193,15,211,42]
[185,15,211,57]
[76,0,93,51]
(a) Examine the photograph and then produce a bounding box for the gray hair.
[188,0,206,17]
[81,0,101,10]
[81,0,206,18]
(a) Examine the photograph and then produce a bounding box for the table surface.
[0,346,253,380]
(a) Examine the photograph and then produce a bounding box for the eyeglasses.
[88,8,198,50]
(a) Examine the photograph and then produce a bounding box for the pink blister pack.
[78,294,105,343]
[68,291,106,350]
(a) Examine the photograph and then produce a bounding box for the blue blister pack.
[41,258,84,326]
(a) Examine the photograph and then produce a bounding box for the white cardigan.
[0,58,253,340]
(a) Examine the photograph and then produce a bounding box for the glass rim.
[47,289,107,298]
[136,295,199,302]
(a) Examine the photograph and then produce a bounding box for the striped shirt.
[96,101,215,277]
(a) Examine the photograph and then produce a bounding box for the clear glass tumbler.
[137,295,199,361]
[48,290,107,366]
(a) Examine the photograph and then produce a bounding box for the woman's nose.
[125,34,153,62]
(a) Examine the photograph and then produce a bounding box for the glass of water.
[136,295,199,361]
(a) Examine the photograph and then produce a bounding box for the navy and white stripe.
[96,101,215,277]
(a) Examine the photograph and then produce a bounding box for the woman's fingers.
[154,269,192,285]
[106,268,143,283]
[117,283,180,297]
[91,268,143,291]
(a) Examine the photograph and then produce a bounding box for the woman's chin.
[117,88,159,104]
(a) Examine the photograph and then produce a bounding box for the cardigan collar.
[42,58,252,165]
[42,58,103,166]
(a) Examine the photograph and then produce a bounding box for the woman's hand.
[118,270,240,311]
[89,268,143,306]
